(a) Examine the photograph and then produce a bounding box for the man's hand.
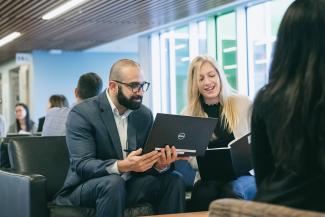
[117,148,161,173]
[154,145,190,170]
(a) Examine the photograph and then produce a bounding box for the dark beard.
[117,86,142,110]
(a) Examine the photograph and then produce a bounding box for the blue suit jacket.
[56,91,153,203]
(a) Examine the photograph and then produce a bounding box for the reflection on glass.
[247,0,294,96]
[253,43,267,91]
[198,20,207,54]
[151,20,208,114]
[216,12,237,89]
[174,26,189,114]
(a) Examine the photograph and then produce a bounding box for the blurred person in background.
[0,113,6,137]
[42,72,103,136]
[37,94,69,132]
[8,103,37,134]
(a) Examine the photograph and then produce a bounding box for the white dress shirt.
[105,91,132,176]
[105,90,168,176]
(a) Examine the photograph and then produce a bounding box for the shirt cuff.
[106,161,121,175]
[154,164,170,173]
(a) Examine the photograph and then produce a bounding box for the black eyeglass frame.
[113,80,150,93]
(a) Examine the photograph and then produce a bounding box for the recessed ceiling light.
[42,0,88,20]
[0,32,21,48]
[49,49,62,54]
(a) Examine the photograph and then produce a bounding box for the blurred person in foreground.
[251,0,325,212]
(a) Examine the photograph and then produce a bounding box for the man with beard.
[55,59,187,217]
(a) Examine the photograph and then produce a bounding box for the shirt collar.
[106,89,132,118]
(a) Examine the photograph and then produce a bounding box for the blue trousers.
[62,172,186,217]
[190,175,256,211]
[224,175,256,200]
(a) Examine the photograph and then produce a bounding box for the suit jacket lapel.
[127,114,137,151]
[98,91,123,159]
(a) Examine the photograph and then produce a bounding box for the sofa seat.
[49,203,153,217]
[0,136,154,217]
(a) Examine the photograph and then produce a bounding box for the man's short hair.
[77,72,103,100]
[109,59,141,81]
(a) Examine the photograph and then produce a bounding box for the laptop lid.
[142,113,217,156]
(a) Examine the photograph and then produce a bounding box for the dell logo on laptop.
[177,133,186,140]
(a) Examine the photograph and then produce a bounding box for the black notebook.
[197,133,252,182]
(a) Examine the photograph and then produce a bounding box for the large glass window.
[150,20,207,114]
[247,0,294,96]
[147,0,294,114]
[174,26,190,114]
[216,12,237,89]
[198,20,207,55]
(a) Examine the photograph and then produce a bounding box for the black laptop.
[142,113,218,156]
[197,133,252,182]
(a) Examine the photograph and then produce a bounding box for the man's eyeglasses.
[113,80,150,93]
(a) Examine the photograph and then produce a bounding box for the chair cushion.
[124,203,154,217]
[8,136,69,200]
[0,139,10,168]
[49,205,96,217]
[49,203,154,217]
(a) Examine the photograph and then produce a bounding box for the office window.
[147,0,294,113]
[216,12,237,89]
[198,20,207,55]
[174,26,190,114]
[247,0,294,96]
[150,20,207,114]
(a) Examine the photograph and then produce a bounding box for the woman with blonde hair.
[184,55,256,211]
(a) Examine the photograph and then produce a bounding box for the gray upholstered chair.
[0,136,153,217]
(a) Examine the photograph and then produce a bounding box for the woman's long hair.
[15,103,32,132]
[183,55,238,131]
[261,0,325,173]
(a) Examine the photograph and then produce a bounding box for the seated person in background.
[0,114,6,137]
[8,103,37,134]
[183,55,256,211]
[37,94,69,132]
[55,59,187,217]
[42,72,102,136]
[251,0,325,212]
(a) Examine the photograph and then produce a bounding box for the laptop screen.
[142,113,217,156]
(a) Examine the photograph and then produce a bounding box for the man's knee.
[165,172,186,190]
[96,175,126,196]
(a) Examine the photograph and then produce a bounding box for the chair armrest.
[209,199,325,217]
[0,169,49,217]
